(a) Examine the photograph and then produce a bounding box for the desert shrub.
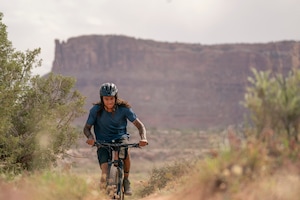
[243,68,300,141]
[136,160,195,197]
[0,13,85,175]
[194,127,300,198]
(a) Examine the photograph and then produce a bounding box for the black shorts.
[97,139,129,165]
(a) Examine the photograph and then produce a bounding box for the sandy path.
[139,194,171,200]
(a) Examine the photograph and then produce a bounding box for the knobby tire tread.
[107,166,124,200]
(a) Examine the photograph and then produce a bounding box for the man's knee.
[100,163,109,173]
[124,150,131,162]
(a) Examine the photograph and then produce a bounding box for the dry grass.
[138,128,300,200]
[1,128,300,200]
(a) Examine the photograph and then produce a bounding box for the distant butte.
[50,35,300,129]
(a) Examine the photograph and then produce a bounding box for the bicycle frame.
[94,141,140,200]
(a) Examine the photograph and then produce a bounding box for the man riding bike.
[83,82,148,195]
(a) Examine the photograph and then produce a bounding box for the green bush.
[0,12,85,175]
[243,68,300,141]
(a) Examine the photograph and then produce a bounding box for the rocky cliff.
[51,35,300,129]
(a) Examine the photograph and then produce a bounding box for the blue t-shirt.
[86,104,137,142]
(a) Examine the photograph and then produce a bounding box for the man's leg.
[100,163,108,189]
[123,150,131,178]
[123,150,132,195]
[97,147,109,190]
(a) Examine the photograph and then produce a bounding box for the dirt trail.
[0,183,31,200]
[141,195,170,200]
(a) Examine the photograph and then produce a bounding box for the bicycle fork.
[117,162,124,195]
[107,150,124,198]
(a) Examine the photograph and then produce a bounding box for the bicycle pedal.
[113,160,118,166]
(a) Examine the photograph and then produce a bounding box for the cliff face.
[51,35,300,129]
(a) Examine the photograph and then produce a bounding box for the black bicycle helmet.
[100,82,118,97]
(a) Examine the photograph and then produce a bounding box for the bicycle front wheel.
[107,166,124,200]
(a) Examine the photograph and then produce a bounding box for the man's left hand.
[139,139,148,147]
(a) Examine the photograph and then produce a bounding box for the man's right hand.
[86,139,95,146]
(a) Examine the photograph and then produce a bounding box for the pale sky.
[1,0,300,75]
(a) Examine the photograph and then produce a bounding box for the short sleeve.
[126,108,137,122]
[86,105,99,125]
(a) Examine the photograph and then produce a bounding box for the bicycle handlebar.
[93,141,140,148]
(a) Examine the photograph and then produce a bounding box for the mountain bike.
[94,141,141,200]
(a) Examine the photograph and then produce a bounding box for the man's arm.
[83,123,95,140]
[132,118,147,140]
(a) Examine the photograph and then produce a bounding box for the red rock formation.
[51,35,300,129]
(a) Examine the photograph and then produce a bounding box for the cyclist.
[83,82,148,195]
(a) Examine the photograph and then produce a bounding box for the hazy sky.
[1,0,300,75]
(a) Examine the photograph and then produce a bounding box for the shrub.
[137,160,194,197]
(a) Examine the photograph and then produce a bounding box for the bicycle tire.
[107,166,124,200]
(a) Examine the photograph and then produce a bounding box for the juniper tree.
[0,13,85,174]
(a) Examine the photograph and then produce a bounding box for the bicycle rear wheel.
[107,166,124,200]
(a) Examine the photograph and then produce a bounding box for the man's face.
[103,96,116,110]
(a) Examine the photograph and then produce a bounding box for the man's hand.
[86,139,95,146]
[139,139,148,147]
